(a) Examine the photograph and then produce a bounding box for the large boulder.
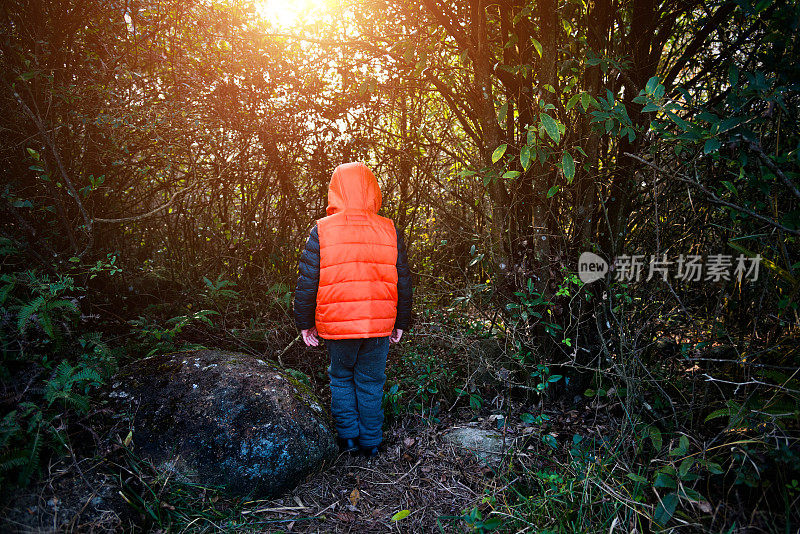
[108,349,337,497]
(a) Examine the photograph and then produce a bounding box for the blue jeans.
[326,336,389,447]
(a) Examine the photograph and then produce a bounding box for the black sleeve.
[293,225,320,331]
[395,228,413,330]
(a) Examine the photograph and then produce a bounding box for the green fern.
[0,237,17,257]
[17,295,45,333]
[15,296,78,339]
[61,393,90,414]
[1,266,112,490]
[0,276,14,305]
[46,299,78,312]
[71,367,102,384]
[44,361,101,414]
[17,423,41,486]
[202,274,239,301]
[0,411,21,448]
[0,450,28,472]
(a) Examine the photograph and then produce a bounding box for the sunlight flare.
[255,0,331,27]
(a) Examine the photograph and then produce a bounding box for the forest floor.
[0,407,606,533]
[0,349,619,533]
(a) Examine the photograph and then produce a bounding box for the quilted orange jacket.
[299,162,405,339]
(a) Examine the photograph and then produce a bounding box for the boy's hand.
[389,328,403,343]
[301,327,320,347]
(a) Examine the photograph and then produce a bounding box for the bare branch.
[624,152,800,236]
[748,141,800,201]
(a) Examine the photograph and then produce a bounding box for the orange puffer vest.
[315,163,398,339]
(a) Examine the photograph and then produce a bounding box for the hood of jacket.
[326,162,382,216]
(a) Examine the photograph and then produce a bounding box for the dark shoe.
[359,444,380,457]
[337,437,359,453]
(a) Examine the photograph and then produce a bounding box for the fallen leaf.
[392,509,411,521]
[403,437,415,447]
[336,511,355,522]
[349,488,360,507]
[697,501,712,513]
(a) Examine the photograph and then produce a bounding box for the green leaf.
[580,93,591,111]
[503,170,521,179]
[680,488,704,502]
[26,148,40,160]
[721,181,738,196]
[566,93,581,111]
[728,64,739,86]
[492,144,507,163]
[469,394,482,410]
[704,138,721,154]
[679,457,695,479]
[666,111,691,131]
[561,152,575,183]
[498,102,508,123]
[391,510,410,521]
[654,473,676,489]
[642,102,660,113]
[626,473,648,484]
[540,113,561,144]
[520,412,535,423]
[705,461,723,475]
[481,516,502,529]
[670,435,690,456]
[531,38,542,58]
[546,185,560,198]
[645,75,660,94]
[520,145,531,171]
[654,493,678,526]
[704,408,732,423]
[468,253,483,267]
[648,426,662,452]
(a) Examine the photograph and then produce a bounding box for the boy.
[293,162,412,457]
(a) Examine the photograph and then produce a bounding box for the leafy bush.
[0,249,119,489]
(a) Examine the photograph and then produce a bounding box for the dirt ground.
[1,406,534,533]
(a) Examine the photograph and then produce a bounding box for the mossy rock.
[108,349,336,498]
